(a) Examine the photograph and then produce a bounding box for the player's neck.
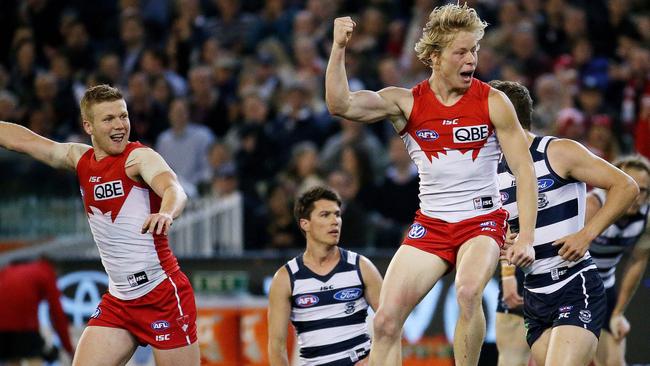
[303,244,340,268]
[428,75,466,106]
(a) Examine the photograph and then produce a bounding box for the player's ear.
[299,218,310,233]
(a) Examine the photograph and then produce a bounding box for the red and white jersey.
[76,142,180,300]
[401,79,501,222]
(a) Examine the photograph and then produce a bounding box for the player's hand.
[141,212,173,235]
[500,231,518,256]
[501,276,524,309]
[609,313,630,341]
[333,17,356,48]
[552,229,593,262]
[506,237,535,267]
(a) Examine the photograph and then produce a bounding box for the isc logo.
[453,125,488,143]
[155,334,170,341]
[93,180,125,201]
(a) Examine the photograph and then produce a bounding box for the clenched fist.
[333,17,356,48]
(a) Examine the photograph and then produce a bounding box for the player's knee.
[455,283,482,310]
[373,309,401,340]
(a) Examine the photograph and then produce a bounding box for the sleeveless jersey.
[286,248,370,365]
[402,78,501,222]
[76,142,180,300]
[498,136,596,294]
[589,189,649,289]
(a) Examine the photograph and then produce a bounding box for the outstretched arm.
[490,91,537,267]
[268,267,292,366]
[0,121,89,170]
[549,140,639,261]
[325,17,409,126]
[126,148,187,235]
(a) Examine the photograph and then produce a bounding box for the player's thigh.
[546,325,597,366]
[594,330,625,366]
[496,313,529,366]
[152,341,199,366]
[455,235,500,290]
[378,245,449,321]
[72,326,137,366]
[530,327,551,366]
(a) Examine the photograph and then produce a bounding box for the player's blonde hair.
[414,3,488,68]
[80,84,124,122]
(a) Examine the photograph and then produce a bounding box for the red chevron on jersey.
[76,142,179,300]
[400,78,502,222]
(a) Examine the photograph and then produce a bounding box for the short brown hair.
[294,186,342,236]
[614,155,650,176]
[80,84,123,122]
[488,80,533,130]
[414,3,487,68]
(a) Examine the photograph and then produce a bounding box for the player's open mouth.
[460,71,474,82]
[110,133,125,142]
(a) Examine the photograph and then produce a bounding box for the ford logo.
[537,179,554,191]
[295,294,319,307]
[334,288,362,301]
[151,320,170,331]
[416,129,439,141]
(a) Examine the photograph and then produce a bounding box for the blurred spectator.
[320,118,387,182]
[635,95,650,160]
[156,97,215,196]
[126,72,167,144]
[187,65,228,136]
[96,52,124,88]
[140,47,188,97]
[555,107,587,142]
[264,182,302,250]
[207,140,234,176]
[280,141,325,197]
[0,257,74,364]
[532,73,565,135]
[272,82,328,150]
[326,170,371,247]
[61,21,96,75]
[0,90,19,122]
[119,14,146,77]
[373,135,419,248]
[203,0,258,53]
[210,162,266,249]
[585,114,620,161]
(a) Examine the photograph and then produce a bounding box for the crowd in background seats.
[0,0,648,250]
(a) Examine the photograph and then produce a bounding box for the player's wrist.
[501,265,516,278]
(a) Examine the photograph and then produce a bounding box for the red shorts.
[403,209,508,268]
[87,270,197,349]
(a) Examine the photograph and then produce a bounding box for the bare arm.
[126,148,188,235]
[549,139,639,260]
[490,91,537,267]
[613,243,649,316]
[359,255,383,311]
[268,267,292,366]
[0,121,89,170]
[325,17,409,127]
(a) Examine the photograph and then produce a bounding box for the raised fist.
[333,17,356,48]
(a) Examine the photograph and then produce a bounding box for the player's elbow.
[326,99,348,117]
[621,176,640,204]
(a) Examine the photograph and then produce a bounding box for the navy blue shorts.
[496,267,525,317]
[523,269,606,347]
[601,285,617,333]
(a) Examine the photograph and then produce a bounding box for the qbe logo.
[93,180,125,201]
[408,223,426,239]
[453,125,489,143]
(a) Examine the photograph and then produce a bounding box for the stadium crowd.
[0,0,648,250]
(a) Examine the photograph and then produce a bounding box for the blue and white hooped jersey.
[286,248,370,365]
[498,136,596,294]
[589,189,649,289]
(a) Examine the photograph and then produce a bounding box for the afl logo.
[334,288,362,301]
[416,129,439,141]
[408,223,426,239]
[151,320,170,331]
[500,192,509,203]
[296,294,319,307]
[537,179,554,192]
